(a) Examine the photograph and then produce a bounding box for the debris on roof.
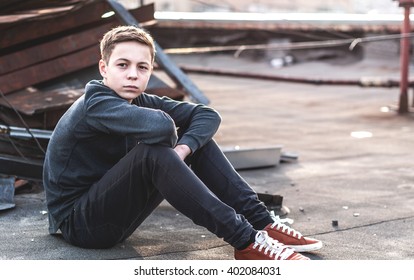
[0,0,190,180]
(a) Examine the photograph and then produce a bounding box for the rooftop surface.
[1,51,414,261]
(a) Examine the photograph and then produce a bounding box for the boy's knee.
[131,143,174,159]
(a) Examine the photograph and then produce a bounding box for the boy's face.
[99,41,153,103]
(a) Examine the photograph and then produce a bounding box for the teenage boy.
[43,25,322,260]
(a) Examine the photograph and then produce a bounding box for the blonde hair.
[100,25,156,64]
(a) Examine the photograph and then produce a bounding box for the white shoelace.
[253,231,295,260]
[269,210,303,239]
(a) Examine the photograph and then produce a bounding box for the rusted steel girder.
[396,0,414,6]
[178,64,411,88]
[0,155,43,181]
[394,0,414,113]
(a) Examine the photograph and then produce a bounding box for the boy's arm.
[138,93,222,154]
[86,92,178,147]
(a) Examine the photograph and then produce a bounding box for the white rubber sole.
[289,241,323,252]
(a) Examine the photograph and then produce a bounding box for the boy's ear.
[98,59,107,78]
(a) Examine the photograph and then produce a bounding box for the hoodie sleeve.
[85,85,178,148]
[136,93,221,153]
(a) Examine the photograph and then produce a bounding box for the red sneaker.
[265,211,323,252]
[234,231,310,260]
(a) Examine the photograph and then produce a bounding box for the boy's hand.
[174,144,191,161]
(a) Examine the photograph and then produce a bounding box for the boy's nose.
[127,68,138,79]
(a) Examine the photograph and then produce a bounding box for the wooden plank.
[0,2,155,94]
[0,0,80,13]
[0,87,83,115]
[1,1,109,50]
[0,22,113,75]
[0,45,100,94]
[1,2,155,50]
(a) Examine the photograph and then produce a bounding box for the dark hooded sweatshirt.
[43,80,221,233]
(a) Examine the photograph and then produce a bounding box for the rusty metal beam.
[152,13,406,34]
[177,64,410,88]
[0,125,52,140]
[162,32,414,55]
[394,0,414,113]
[0,155,43,181]
[399,5,411,113]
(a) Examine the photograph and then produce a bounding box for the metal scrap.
[0,176,15,211]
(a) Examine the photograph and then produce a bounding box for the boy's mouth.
[124,85,139,90]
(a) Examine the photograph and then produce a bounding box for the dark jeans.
[60,140,270,249]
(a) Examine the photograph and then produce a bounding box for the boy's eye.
[118,63,127,68]
[139,65,149,70]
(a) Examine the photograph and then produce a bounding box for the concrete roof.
[1,52,414,261]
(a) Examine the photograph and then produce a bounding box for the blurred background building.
[120,0,401,13]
